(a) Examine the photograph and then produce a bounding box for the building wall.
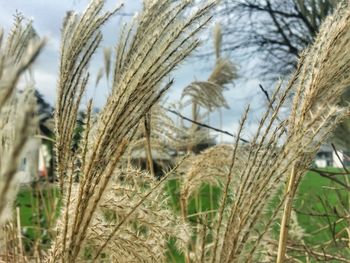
[333,150,344,168]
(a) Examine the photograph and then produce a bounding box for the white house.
[18,139,51,183]
[314,144,350,168]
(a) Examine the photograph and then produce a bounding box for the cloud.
[0,0,141,104]
[0,0,267,130]
[32,69,57,105]
[211,121,261,144]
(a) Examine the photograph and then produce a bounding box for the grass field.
[295,168,348,246]
[16,168,348,260]
[16,183,61,251]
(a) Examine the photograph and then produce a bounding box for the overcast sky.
[0,0,268,142]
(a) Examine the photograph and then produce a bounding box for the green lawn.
[166,169,350,261]
[295,168,349,245]
[16,182,61,252]
[16,168,349,260]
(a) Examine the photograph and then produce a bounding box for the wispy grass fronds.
[103,46,111,81]
[0,16,44,109]
[178,106,250,263]
[210,106,249,263]
[179,143,248,220]
[54,0,122,191]
[92,157,190,261]
[182,81,230,111]
[82,168,189,262]
[126,104,188,168]
[276,1,350,260]
[51,1,216,262]
[51,169,186,262]
[51,1,123,260]
[182,24,237,112]
[0,16,45,224]
[0,222,23,262]
[173,2,350,262]
[3,1,350,262]
[0,89,37,223]
[214,2,350,261]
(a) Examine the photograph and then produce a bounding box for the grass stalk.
[276,165,297,263]
[16,207,24,262]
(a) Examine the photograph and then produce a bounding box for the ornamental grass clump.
[0,0,218,261]
[177,1,350,262]
[2,0,350,262]
[50,0,217,262]
[0,16,45,225]
[179,1,350,262]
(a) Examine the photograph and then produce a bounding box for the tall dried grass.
[178,1,350,262]
[1,0,350,262]
[0,15,45,225]
[50,0,216,262]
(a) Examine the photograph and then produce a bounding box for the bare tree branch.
[164,107,250,143]
[216,0,336,79]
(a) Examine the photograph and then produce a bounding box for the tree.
[34,90,54,137]
[218,0,338,79]
[218,0,350,150]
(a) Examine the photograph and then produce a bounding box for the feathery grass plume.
[82,168,190,262]
[95,67,104,87]
[50,169,189,262]
[90,157,190,262]
[50,1,216,262]
[210,107,250,263]
[179,143,248,219]
[54,0,122,192]
[0,16,45,224]
[0,88,37,223]
[180,23,236,154]
[0,16,44,109]
[178,107,250,263]
[276,1,350,260]
[51,1,122,260]
[211,2,350,262]
[125,104,188,170]
[0,222,24,262]
[181,24,237,112]
[103,46,111,81]
[213,70,302,263]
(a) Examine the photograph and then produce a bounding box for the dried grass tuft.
[0,15,45,225]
